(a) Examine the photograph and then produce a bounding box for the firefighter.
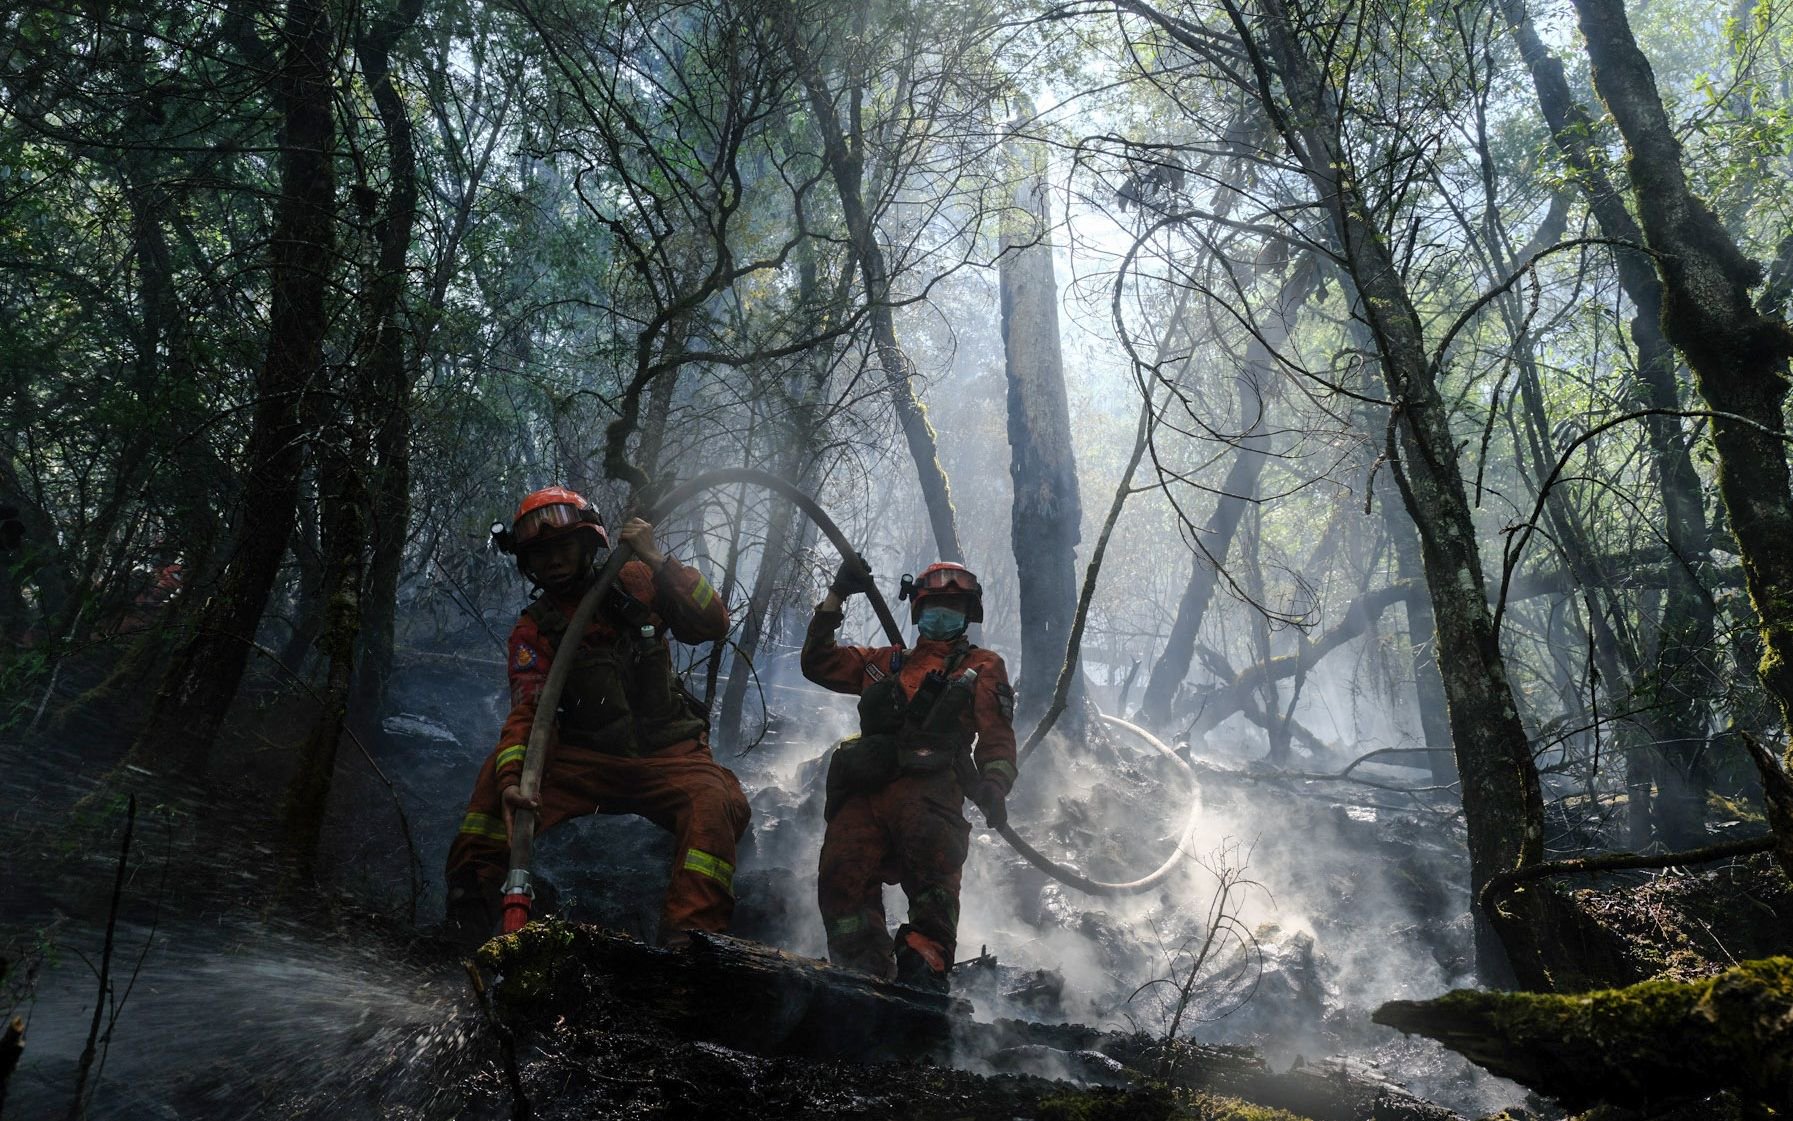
[443,486,749,948]
[802,556,1017,993]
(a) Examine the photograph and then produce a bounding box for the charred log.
[477,923,1464,1121]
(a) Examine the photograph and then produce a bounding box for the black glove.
[969,777,1008,829]
[829,553,876,600]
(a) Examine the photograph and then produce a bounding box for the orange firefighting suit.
[800,605,1019,976]
[445,557,750,939]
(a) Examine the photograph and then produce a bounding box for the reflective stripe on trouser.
[816,769,971,976]
[445,736,750,938]
[681,847,735,892]
[980,759,1017,786]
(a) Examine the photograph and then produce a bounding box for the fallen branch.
[1478,833,1775,915]
[1171,560,1744,738]
[68,793,133,1121]
[1020,374,1162,763]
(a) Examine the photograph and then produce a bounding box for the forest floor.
[3,643,1781,1119]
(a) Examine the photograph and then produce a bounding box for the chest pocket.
[529,593,708,756]
[893,659,978,776]
[856,660,910,735]
[823,647,978,819]
[559,638,640,753]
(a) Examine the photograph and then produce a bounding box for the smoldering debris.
[2,645,1524,1120]
[406,628,1519,1114]
[977,1043,1132,1085]
[474,923,1472,1120]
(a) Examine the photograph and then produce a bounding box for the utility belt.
[822,732,969,821]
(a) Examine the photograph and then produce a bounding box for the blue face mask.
[916,605,967,640]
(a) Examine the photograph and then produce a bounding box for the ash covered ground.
[1,644,1537,1119]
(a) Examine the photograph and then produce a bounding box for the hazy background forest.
[5,0,1793,1115]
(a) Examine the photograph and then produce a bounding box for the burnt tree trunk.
[1570,0,1793,804]
[999,123,1084,728]
[1499,0,1718,848]
[278,480,326,672]
[284,0,424,867]
[1242,503,1285,764]
[702,472,751,709]
[718,468,802,749]
[0,463,70,663]
[635,258,704,489]
[352,0,425,713]
[1377,472,1457,784]
[282,446,365,876]
[1138,263,1313,728]
[780,11,962,563]
[636,354,681,485]
[1208,0,1548,982]
[718,363,829,749]
[130,0,337,773]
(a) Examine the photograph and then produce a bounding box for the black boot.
[893,924,950,994]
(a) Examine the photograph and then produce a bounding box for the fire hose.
[500,468,1197,932]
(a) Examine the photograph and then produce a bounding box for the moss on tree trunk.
[1375,957,1793,1110]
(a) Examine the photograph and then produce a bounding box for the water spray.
[500,467,1194,932]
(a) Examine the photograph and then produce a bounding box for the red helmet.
[492,486,608,556]
[899,561,983,624]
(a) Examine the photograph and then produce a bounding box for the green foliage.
[475,917,581,1013]
[1036,1086,1315,1121]
[1,919,63,1024]
[0,647,48,735]
[1039,1085,1176,1121]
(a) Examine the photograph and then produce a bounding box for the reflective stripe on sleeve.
[690,575,715,610]
[458,811,508,841]
[496,744,527,770]
[981,759,1018,784]
[680,847,735,892]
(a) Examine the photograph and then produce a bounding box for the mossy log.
[477,922,1462,1121]
[1371,956,1793,1110]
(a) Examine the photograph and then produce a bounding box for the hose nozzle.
[499,868,535,934]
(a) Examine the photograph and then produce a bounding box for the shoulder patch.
[994,680,1015,723]
[512,642,539,672]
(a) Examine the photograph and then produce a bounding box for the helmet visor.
[914,567,979,595]
[514,502,584,545]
